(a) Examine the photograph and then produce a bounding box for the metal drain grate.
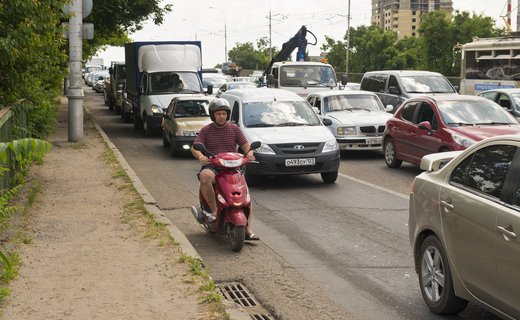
[218,282,274,320]
[250,314,272,320]
[219,282,257,307]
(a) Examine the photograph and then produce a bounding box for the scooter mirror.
[250,141,261,150]
[192,143,206,152]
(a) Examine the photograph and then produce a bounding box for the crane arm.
[264,26,316,76]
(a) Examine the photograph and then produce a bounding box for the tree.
[0,0,173,138]
[82,0,172,60]
[228,37,276,71]
[418,10,504,76]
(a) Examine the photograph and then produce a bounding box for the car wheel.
[321,171,338,184]
[133,111,142,131]
[143,115,154,136]
[169,139,180,157]
[418,235,468,314]
[162,131,171,148]
[384,138,402,168]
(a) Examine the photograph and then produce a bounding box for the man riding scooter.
[191,98,259,241]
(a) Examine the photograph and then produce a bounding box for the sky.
[96,1,513,69]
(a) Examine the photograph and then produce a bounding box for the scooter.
[190,141,260,252]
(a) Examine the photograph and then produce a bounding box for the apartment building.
[371,0,453,38]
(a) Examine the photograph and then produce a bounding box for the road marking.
[338,172,409,200]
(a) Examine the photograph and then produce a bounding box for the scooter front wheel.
[227,224,245,252]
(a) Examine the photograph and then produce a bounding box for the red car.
[383,95,520,168]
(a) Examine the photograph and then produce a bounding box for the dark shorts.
[197,165,220,180]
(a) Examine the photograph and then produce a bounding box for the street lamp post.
[345,0,351,75]
[209,6,227,62]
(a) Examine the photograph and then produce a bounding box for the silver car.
[409,135,520,319]
[306,91,393,151]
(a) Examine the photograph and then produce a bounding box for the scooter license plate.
[285,158,316,167]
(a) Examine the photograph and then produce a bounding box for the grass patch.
[101,144,229,319]
[0,179,42,306]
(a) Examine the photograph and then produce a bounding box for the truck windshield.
[279,65,336,87]
[149,72,202,94]
[243,100,321,128]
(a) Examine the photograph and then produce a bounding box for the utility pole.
[67,0,84,142]
[345,0,351,75]
[209,6,227,62]
[269,8,272,60]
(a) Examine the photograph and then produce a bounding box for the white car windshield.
[324,95,384,112]
[243,100,321,127]
[401,76,455,94]
[439,99,518,125]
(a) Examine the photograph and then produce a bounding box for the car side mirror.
[267,74,276,86]
[388,86,400,95]
[341,74,348,85]
[322,118,333,126]
[312,106,321,115]
[207,84,213,95]
[418,121,432,133]
[385,105,394,113]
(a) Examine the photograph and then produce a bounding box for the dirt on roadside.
[0,100,219,319]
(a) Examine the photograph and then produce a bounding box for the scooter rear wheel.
[227,224,245,252]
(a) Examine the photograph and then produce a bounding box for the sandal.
[245,233,260,241]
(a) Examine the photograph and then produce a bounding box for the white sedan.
[306,90,393,151]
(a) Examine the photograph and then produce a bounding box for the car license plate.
[366,137,382,145]
[285,158,315,167]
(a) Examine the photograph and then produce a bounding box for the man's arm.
[191,147,210,165]
[240,143,255,161]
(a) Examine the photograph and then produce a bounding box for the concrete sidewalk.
[1,96,248,320]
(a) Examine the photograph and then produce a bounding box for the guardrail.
[0,103,29,195]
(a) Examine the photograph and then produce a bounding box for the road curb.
[88,111,202,261]
[85,105,251,320]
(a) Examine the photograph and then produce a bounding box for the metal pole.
[67,0,84,142]
[209,7,227,62]
[224,16,227,62]
[345,0,351,75]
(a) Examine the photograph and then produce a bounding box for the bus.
[459,35,520,95]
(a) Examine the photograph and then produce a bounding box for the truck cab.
[267,61,338,97]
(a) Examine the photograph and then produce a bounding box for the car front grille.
[272,142,322,155]
[359,125,385,135]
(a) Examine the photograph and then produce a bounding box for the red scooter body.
[191,149,255,252]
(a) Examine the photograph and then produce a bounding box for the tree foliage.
[82,0,172,59]
[319,10,503,77]
[228,37,276,71]
[0,0,173,138]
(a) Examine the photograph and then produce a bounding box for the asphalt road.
[83,88,499,320]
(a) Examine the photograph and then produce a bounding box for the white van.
[220,88,340,183]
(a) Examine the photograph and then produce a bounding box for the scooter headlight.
[219,158,243,167]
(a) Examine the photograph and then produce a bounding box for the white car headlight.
[337,126,356,136]
[451,133,476,148]
[255,143,275,155]
[322,139,339,152]
[151,104,163,114]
